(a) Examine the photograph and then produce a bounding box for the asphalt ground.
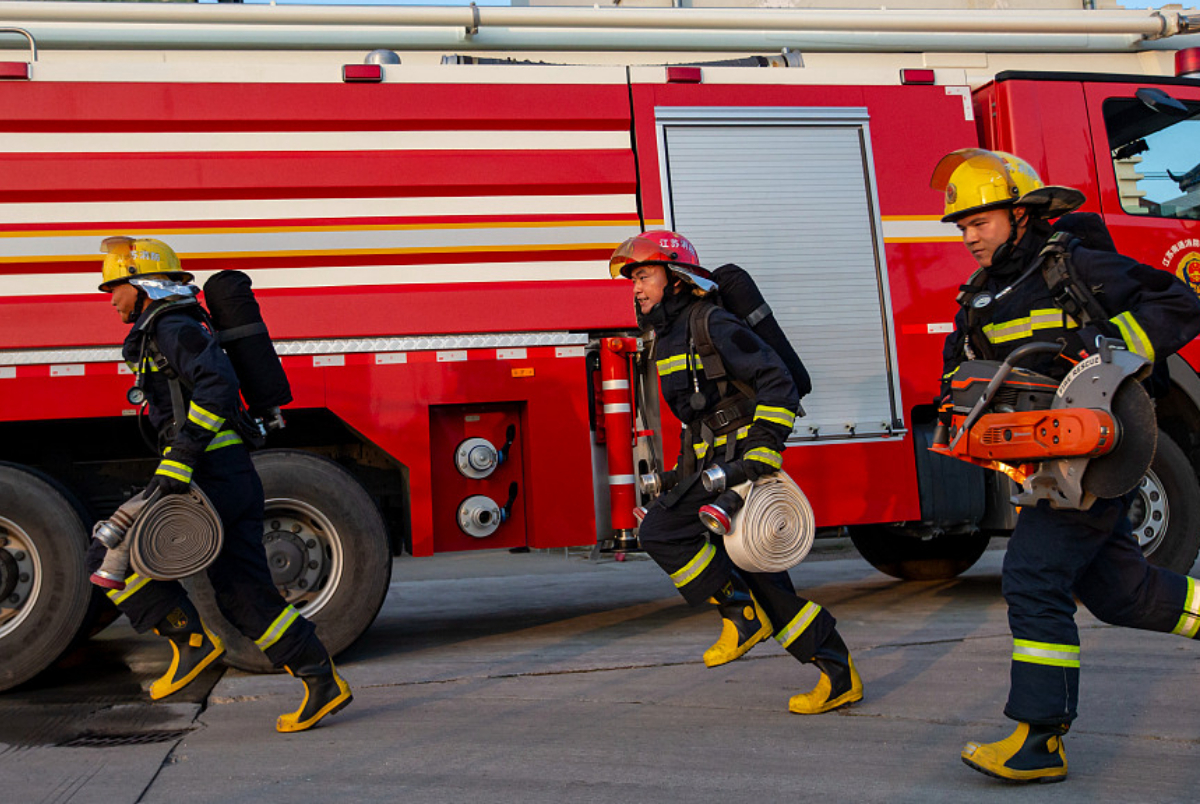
[3,538,1199,804]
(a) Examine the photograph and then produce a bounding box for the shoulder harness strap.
[687,302,756,401]
[1039,231,1107,326]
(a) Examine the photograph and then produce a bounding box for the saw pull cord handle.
[949,342,1064,451]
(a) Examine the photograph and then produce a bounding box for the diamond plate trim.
[274,332,588,356]
[0,347,123,366]
[0,332,589,367]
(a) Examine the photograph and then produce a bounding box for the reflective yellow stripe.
[1012,639,1079,668]
[754,405,797,429]
[983,308,1078,345]
[1173,576,1200,637]
[692,426,751,458]
[106,573,150,605]
[255,605,301,651]
[187,402,225,433]
[656,353,703,377]
[670,543,716,589]
[776,602,822,648]
[1111,311,1155,362]
[205,430,244,452]
[745,447,783,470]
[128,359,159,375]
[156,459,193,483]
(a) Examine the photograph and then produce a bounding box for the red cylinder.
[599,337,640,534]
[1177,47,1200,79]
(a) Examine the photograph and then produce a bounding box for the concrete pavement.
[3,542,1199,803]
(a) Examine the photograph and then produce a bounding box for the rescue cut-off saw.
[930,339,1157,511]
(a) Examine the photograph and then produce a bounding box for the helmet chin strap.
[989,206,1025,268]
[988,208,1019,267]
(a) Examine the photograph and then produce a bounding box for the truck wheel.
[850,525,991,581]
[193,450,392,673]
[0,464,93,692]
[1132,431,1200,574]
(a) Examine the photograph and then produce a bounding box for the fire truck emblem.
[1178,251,1200,297]
[1163,237,1200,297]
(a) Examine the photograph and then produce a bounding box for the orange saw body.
[931,341,1154,510]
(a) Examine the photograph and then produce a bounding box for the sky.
[196,0,1194,8]
[204,0,513,5]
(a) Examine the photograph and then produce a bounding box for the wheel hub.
[0,519,39,634]
[0,548,18,602]
[262,514,331,605]
[1129,470,1169,555]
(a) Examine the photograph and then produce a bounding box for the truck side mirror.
[1136,87,1190,116]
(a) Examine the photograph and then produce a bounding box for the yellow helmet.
[99,237,193,292]
[931,148,1085,223]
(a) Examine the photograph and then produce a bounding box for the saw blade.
[1081,378,1157,499]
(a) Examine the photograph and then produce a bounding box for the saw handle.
[949,342,1064,451]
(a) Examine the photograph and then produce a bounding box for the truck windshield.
[1104,96,1200,221]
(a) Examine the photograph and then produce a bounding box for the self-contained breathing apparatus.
[636,262,816,570]
[127,270,293,454]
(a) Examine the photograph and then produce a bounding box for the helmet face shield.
[128,276,199,301]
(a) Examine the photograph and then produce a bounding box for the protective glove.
[740,458,770,482]
[145,446,201,497]
[933,394,954,447]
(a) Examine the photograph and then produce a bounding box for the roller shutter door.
[658,107,902,441]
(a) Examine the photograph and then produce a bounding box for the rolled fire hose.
[128,485,224,580]
[723,471,815,573]
[92,485,224,588]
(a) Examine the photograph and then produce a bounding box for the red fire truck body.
[2,10,1199,691]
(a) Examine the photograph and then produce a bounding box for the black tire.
[192,450,392,673]
[6,463,117,644]
[850,524,991,581]
[0,464,93,692]
[1132,430,1200,574]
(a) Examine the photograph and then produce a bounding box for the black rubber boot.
[962,722,1069,783]
[276,639,353,733]
[149,599,224,700]
[703,572,772,668]
[788,630,863,714]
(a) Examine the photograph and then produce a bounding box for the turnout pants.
[639,475,836,662]
[87,446,316,668]
[1003,495,1197,727]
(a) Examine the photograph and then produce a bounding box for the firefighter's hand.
[739,458,774,482]
[145,473,190,498]
[146,448,199,497]
[936,394,953,427]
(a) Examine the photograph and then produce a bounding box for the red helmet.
[609,230,716,293]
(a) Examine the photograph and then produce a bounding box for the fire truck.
[1,0,1199,691]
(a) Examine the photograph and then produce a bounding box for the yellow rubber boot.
[788,656,863,714]
[277,659,353,733]
[149,603,225,701]
[703,579,772,668]
[962,722,1068,783]
[788,631,863,714]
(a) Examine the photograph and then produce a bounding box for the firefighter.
[932,149,1200,782]
[610,230,863,714]
[89,236,352,733]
